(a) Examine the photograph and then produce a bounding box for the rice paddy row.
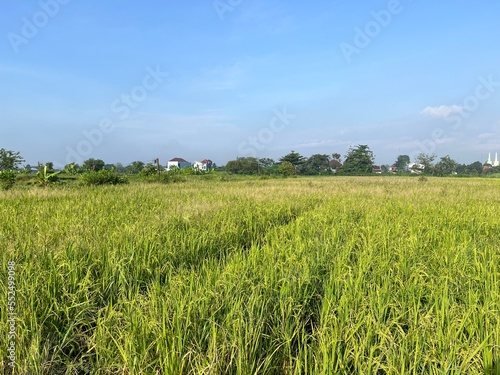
[1,177,499,374]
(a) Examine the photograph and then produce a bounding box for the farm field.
[1,176,499,374]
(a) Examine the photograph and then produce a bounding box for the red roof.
[201,159,212,163]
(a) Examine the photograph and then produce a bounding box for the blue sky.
[1,0,499,167]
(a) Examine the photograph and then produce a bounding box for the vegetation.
[0,148,24,171]
[279,150,306,170]
[394,154,411,172]
[416,153,437,175]
[36,164,61,187]
[278,161,296,177]
[226,157,260,175]
[1,177,499,374]
[82,158,106,172]
[340,144,374,175]
[0,171,16,190]
[80,169,128,186]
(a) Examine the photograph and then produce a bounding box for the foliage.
[36,165,61,186]
[80,169,128,185]
[0,148,24,171]
[139,163,160,177]
[302,154,330,175]
[82,158,105,172]
[0,170,16,190]
[340,144,374,175]
[258,158,275,169]
[278,161,296,177]
[126,161,145,174]
[44,162,54,172]
[21,164,33,174]
[279,150,305,169]
[433,155,458,176]
[114,162,127,173]
[64,163,81,175]
[456,161,484,175]
[225,157,260,174]
[395,154,410,172]
[415,153,436,175]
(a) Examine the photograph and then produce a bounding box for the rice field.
[1,176,499,374]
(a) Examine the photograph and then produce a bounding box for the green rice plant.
[0,177,498,373]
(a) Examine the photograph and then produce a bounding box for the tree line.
[226,146,499,176]
[1,145,499,186]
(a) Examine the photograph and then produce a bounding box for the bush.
[80,170,128,186]
[0,171,16,190]
[279,161,296,177]
[138,170,186,184]
[37,165,60,187]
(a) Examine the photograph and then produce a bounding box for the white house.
[407,163,425,174]
[193,159,213,171]
[167,157,191,170]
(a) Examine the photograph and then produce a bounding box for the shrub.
[279,161,296,177]
[37,165,60,187]
[0,170,16,190]
[80,170,128,186]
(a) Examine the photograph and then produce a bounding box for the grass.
[0,176,499,374]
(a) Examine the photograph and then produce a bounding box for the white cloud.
[421,105,463,119]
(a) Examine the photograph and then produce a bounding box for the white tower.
[487,153,493,165]
[494,152,499,167]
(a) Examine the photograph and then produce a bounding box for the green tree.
[395,155,410,173]
[64,163,82,174]
[44,162,54,173]
[258,158,278,174]
[340,145,374,175]
[0,171,16,190]
[278,161,296,177]
[0,148,24,171]
[303,154,330,175]
[126,161,145,174]
[415,153,436,175]
[114,163,126,173]
[258,158,275,169]
[22,164,32,174]
[279,151,305,171]
[464,161,483,175]
[433,155,458,176]
[83,158,105,172]
[225,157,259,174]
[140,163,161,177]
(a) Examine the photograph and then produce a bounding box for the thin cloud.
[421,105,463,119]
